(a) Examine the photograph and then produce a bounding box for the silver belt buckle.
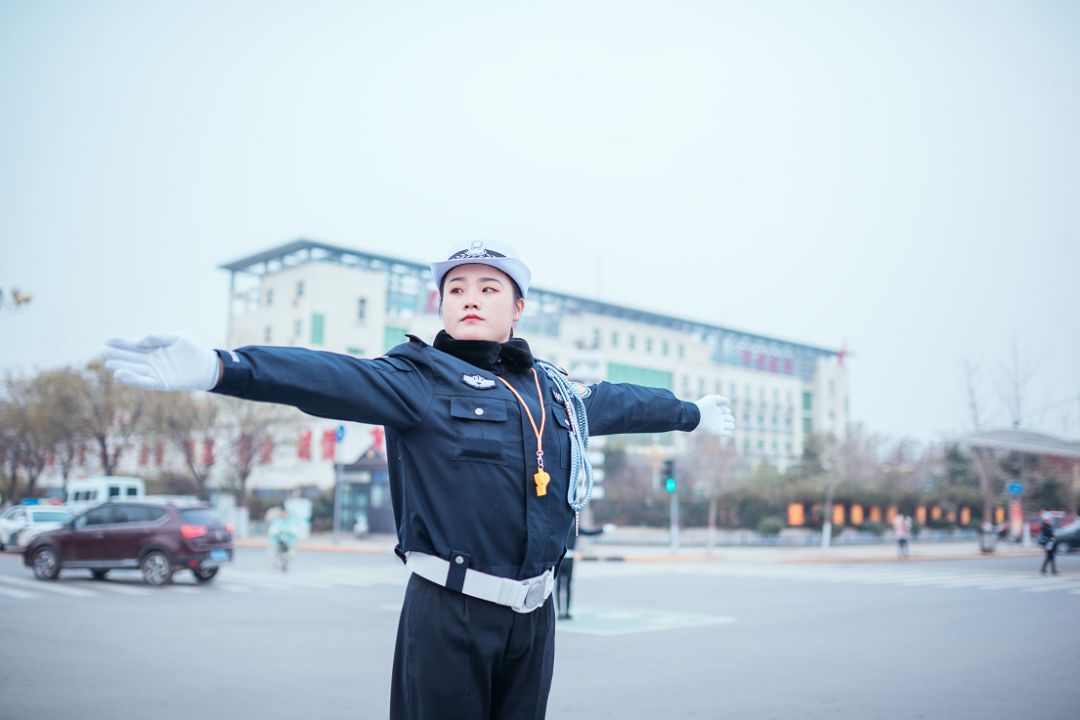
[514,571,553,613]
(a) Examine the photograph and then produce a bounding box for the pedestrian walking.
[893,512,912,558]
[101,239,735,720]
[1038,515,1059,575]
[555,522,612,620]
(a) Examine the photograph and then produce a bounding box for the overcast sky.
[1,1,1077,445]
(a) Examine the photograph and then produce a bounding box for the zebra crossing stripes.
[576,561,1080,595]
[0,585,36,599]
[0,574,96,597]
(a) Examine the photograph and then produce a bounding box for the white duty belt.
[405,551,554,614]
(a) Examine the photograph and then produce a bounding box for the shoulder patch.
[569,382,591,399]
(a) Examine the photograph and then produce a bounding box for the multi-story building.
[221,239,849,485]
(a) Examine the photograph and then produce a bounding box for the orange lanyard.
[497,368,550,496]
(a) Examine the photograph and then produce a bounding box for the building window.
[606,363,674,391]
[662,340,669,356]
[802,392,812,411]
[264,326,272,343]
[346,346,363,356]
[785,443,793,455]
[729,383,737,399]
[311,313,325,346]
[611,331,619,348]
[384,326,407,352]
[698,377,706,395]
[742,413,750,425]
[294,319,302,337]
[645,337,653,353]
[757,415,765,427]
[803,417,812,434]
[592,328,601,348]
[677,344,685,360]
[266,289,273,306]
[357,298,367,321]
[629,335,636,351]
[296,281,304,299]
[772,416,779,428]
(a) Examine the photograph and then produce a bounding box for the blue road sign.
[1007,482,1023,496]
[336,424,346,442]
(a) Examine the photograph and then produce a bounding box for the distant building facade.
[222,239,850,482]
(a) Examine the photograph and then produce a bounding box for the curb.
[234,538,394,555]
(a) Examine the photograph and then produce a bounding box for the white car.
[0,504,74,550]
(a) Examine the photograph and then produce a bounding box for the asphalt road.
[1,547,1077,719]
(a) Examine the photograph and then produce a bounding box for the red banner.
[298,429,312,460]
[259,437,274,465]
[321,429,336,461]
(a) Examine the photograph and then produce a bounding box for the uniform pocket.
[450,397,512,465]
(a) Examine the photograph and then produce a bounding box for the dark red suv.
[24,501,233,586]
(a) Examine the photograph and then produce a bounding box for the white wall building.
[222,239,850,482]
[36,239,849,500]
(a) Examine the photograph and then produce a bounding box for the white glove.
[693,395,735,436]
[102,333,220,392]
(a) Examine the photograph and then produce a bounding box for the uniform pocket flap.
[551,407,572,429]
[450,396,508,422]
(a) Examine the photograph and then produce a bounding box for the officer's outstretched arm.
[103,333,432,429]
[578,382,691,436]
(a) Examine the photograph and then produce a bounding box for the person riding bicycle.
[267,508,298,570]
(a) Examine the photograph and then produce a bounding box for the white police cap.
[430,239,532,298]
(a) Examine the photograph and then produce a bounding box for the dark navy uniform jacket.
[213,334,700,581]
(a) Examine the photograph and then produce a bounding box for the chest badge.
[462,373,496,390]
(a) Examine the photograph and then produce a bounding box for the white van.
[65,476,146,515]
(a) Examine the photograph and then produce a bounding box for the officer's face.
[441,264,525,343]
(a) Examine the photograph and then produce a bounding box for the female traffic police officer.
[101,240,735,720]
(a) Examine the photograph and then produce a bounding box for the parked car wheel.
[90,569,109,580]
[32,546,61,581]
[192,567,219,583]
[140,551,173,586]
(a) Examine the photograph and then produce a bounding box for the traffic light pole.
[669,490,680,551]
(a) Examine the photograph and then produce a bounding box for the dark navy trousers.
[391,574,556,720]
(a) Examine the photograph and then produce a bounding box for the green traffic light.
[664,477,676,493]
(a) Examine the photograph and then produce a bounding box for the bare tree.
[684,435,740,546]
[0,397,22,502]
[998,337,1037,429]
[215,396,296,507]
[3,377,58,498]
[35,368,88,497]
[78,362,145,476]
[964,359,1001,526]
[146,392,219,500]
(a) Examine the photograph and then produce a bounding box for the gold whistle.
[534,470,550,497]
